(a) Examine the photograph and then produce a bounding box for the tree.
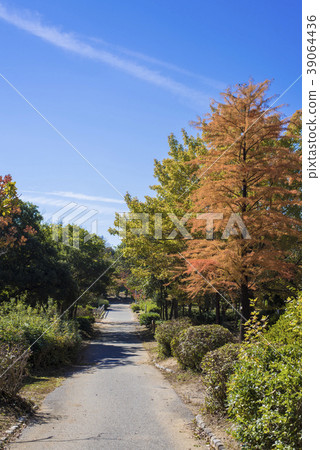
[0,201,113,314]
[183,80,301,338]
[110,131,207,318]
[0,202,75,307]
[51,224,113,314]
[0,175,34,255]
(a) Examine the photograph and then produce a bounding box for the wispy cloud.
[22,190,126,204]
[89,37,226,91]
[0,2,213,105]
[21,194,125,216]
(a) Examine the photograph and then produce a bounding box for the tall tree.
[0,175,34,255]
[110,131,207,318]
[183,80,301,338]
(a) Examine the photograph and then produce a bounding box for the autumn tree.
[183,80,301,338]
[0,175,35,255]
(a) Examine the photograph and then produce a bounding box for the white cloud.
[0,3,212,105]
[21,194,124,215]
[22,190,125,204]
[89,37,226,90]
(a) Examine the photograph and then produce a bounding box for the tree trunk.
[173,299,178,319]
[215,294,221,324]
[221,302,226,323]
[188,303,192,316]
[240,281,250,340]
[165,301,168,320]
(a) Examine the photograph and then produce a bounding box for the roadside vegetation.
[0,174,113,436]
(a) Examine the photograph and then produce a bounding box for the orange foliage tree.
[0,175,30,255]
[183,80,301,338]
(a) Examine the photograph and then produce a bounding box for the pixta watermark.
[118,212,251,240]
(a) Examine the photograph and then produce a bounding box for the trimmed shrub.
[130,303,140,312]
[76,316,95,339]
[139,312,161,327]
[201,343,240,413]
[227,293,302,449]
[148,305,161,314]
[0,343,30,395]
[155,317,192,357]
[172,324,234,370]
[139,301,160,313]
[99,299,110,309]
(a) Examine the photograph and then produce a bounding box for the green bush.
[201,343,240,413]
[138,312,161,327]
[148,305,161,314]
[139,300,160,313]
[227,293,302,449]
[99,299,109,309]
[130,303,140,312]
[172,324,234,370]
[155,317,192,357]
[76,316,95,339]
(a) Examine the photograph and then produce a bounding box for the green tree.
[0,202,75,307]
[110,131,207,318]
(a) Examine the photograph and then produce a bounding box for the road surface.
[9,300,205,449]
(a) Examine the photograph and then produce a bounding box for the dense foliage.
[172,324,234,370]
[201,343,240,413]
[227,293,302,449]
[138,312,161,327]
[155,317,192,357]
[130,303,141,312]
[0,300,81,370]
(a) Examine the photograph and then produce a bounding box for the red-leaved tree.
[183,80,301,338]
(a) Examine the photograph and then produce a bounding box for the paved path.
[9,300,204,449]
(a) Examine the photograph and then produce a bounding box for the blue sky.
[0,0,301,246]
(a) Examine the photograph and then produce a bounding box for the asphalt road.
[9,300,205,449]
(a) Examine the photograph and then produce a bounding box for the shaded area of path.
[8,299,204,449]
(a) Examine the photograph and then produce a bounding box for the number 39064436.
[307,15,317,75]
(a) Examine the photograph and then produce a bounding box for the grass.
[19,371,65,405]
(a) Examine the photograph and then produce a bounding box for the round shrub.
[142,301,160,313]
[201,343,240,413]
[139,312,161,327]
[148,305,161,314]
[155,317,192,357]
[172,324,234,371]
[99,299,110,309]
[130,303,140,313]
